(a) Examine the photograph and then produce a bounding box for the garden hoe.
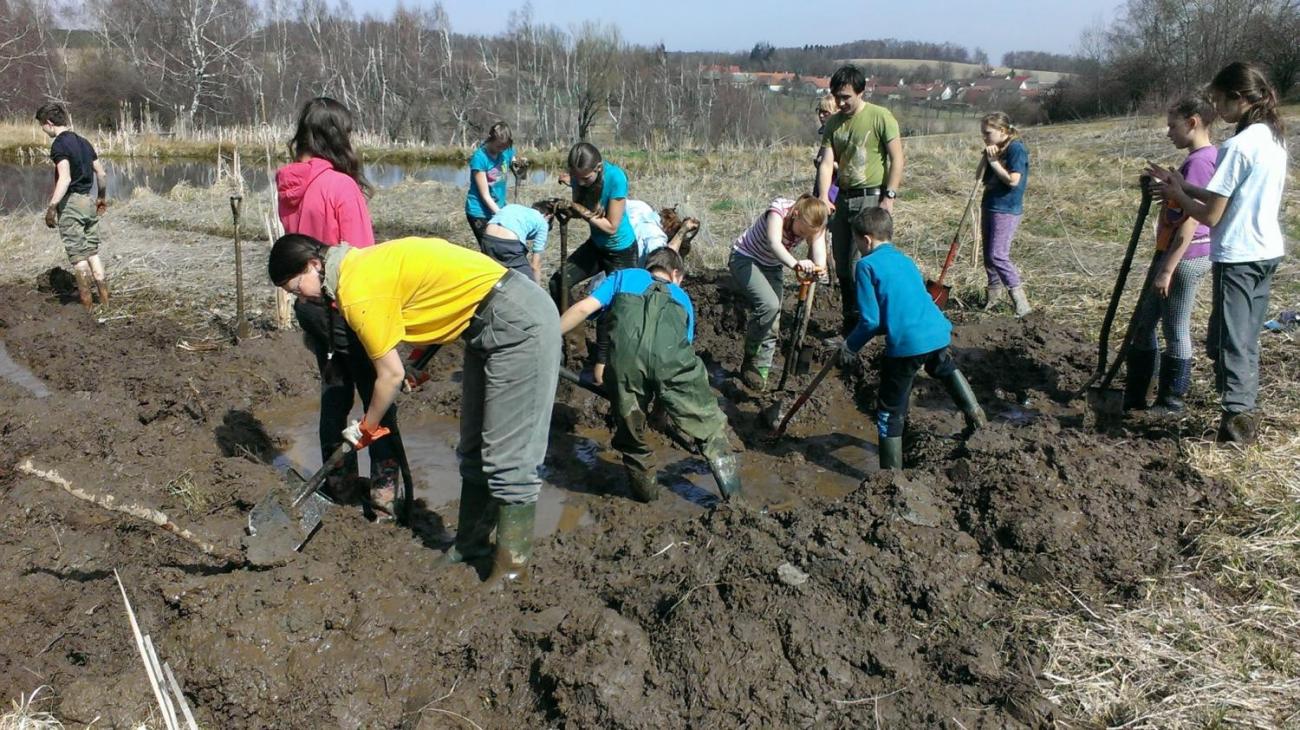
[1082,177,1154,420]
[925,171,981,307]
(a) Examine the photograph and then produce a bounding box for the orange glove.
[342,419,390,450]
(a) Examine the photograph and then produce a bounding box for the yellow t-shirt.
[337,237,506,358]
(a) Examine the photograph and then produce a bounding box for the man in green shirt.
[816,65,906,335]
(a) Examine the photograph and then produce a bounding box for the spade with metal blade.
[762,356,838,438]
[244,441,354,564]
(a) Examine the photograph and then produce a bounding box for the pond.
[0,160,552,214]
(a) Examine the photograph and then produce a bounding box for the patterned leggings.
[1130,252,1211,359]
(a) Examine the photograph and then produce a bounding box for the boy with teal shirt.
[484,201,557,285]
[837,208,985,469]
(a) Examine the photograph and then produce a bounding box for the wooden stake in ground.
[18,460,244,565]
[230,194,250,342]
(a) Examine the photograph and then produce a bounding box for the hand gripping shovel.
[1079,177,1155,413]
[926,171,981,307]
[244,441,355,564]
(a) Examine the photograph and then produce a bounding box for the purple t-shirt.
[1157,145,1216,259]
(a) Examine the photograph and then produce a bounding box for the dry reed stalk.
[114,571,177,730]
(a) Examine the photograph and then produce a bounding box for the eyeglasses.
[285,272,307,296]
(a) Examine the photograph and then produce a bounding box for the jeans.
[728,250,785,371]
[876,347,958,439]
[459,271,562,504]
[1207,258,1280,414]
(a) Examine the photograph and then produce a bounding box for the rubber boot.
[739,354,766,391]
[1123,348,1157,411]
[982,285,1005,312]
[941,369,987,431]
[442,477,497,564]
[1151,355,1191,414]
[487,502,535,585]
[74,270,94,312]
[1217,411,1258,446]
[879,436,903,470]
[1009,285,1032,317]
[700,433,742,501]
[625,466,660,503]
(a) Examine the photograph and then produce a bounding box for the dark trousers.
[1208,258,1280,414]
[294,298,402,490]
[876,347,958,438]
[548,238,638,363]
[466,214,489,252]
[829,192,880,329]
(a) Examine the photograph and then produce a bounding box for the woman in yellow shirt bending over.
[268,235,561,583]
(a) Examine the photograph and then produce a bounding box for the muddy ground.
[0,270,1226,728]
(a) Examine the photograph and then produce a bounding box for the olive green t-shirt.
[819,102,900,189]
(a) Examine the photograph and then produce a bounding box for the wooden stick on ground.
[18,460,244,565]
[144,635,180,730]
[115,570,179,730]
[162,661,200,730]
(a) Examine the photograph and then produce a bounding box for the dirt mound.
[0,274,1226,727]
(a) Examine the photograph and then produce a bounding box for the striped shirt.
[732,198,802,268]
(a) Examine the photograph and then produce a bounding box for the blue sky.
[351,0,1127,63]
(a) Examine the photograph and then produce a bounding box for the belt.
[838,187,881,199]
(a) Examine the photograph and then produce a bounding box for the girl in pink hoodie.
[276,97,405,519]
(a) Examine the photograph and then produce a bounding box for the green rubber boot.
[626,466,661,503]
[700,433,742,501]
[487,502,536,585]
[942,369,987,430]
[879,436,904,470]
[442,477,497,564]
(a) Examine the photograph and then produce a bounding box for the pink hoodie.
[276,157,375,247]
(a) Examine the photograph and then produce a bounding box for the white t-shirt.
[1204,123,1288,263]
[625,199,668,262]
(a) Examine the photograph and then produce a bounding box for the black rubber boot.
[879,436,903,470]
[487,502,536,585]
[941,369,987,431]
[1218,411,1258,445]
[701,434,742,501]
[1123,348,1157,411]
[1151,355,1191,413]
[625,466,660,503]
[442,477,497,564]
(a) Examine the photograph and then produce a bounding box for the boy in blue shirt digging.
[559,248,741,503]
[837,208,986,469]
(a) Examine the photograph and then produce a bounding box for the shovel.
[243,441,354,564]
[1080,177,1154,413]
[925,171,981,307]
[762,356,838,438]
[1087,255,1161,421]
[559,365,608,399]
[776,278,817,392]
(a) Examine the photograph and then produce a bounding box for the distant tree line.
[1000,51,1087,74]
[1044,0,1298,120]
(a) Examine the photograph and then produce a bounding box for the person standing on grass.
[1146,62,1288,445]
[836,208,985,470]
[729,195,830,391]
[276,96,405,517]
[484,200,560,285]
[465,122,515,251]
[816,64,905,336]
[549,142,639,386]
[1124,95,1218,415]
[813,94,840,204]
[268,235,560,584]
[559,248,741,504]
[35,102,110,312]
[977,112,1032,316]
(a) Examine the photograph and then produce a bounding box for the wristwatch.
[882,189,897,199]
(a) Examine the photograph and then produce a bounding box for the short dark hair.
[268,233,327,286]
[35,102,68,126]
[850,207,893,241]
[645,247,684,276]
[830,65,867,95]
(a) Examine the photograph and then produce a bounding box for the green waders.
[606,281,741,501]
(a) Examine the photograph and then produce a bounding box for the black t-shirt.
[49,131,97,196]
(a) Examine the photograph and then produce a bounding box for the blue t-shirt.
[571,161,636,252]
[489,204,550,253]
[465,144,514,218]
[590,268,695,343]
[846,243,952,358]
[981,139,1029,215]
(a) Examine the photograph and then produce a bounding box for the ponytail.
[1209,62,1285,145]
[980,111,1020,155]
